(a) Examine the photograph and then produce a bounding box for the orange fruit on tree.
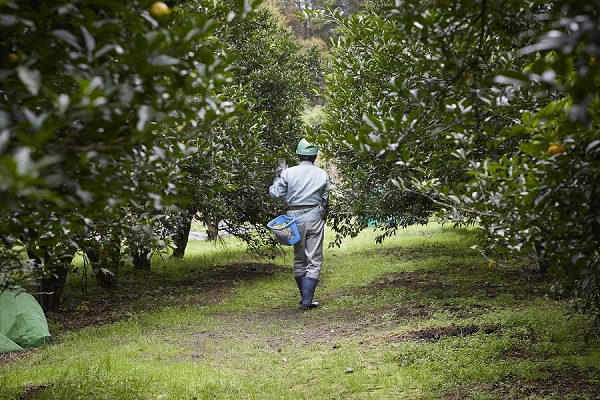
[8,52,20,64]
[547,144,567,157]
[149,1,171,18]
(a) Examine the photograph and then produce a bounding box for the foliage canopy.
[321,0,600,330]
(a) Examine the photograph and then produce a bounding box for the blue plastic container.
[267,215,301,245]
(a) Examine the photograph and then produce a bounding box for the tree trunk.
[29,247,75,313]
[171,213,193,259]
[534,240,549,275]
[37,265,70,312]
[86,237,120,289]
[205,216,219,241]
[132,246,152,270]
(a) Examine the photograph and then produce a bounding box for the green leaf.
[362,113,382,131]
[586,140,600,153]
[52,29,82,50]
[493,70,530,86]
[17,65,41,96]
[81,25,96,53]
[149,54,180,67]
[137,105,154,132]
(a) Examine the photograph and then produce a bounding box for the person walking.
[269,138,330,310]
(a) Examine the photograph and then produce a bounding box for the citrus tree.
[170,5,320,258]
[0,0,234,304]
[321,0,600,330]
[456,0,600,331]
[321,0,540,241]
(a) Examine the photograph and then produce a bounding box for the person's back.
[270,160,328,213]
[269,138,329,310]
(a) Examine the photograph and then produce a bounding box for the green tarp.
[0,290,51,353]
[0,332,23,352]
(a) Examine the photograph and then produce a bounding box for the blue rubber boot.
[301,277,319,310]
[296,275,319,308]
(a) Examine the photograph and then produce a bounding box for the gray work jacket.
[269,161,329,222]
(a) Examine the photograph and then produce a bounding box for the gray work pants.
[291,218,325,280]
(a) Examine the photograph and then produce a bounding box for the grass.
[1,223,599,399]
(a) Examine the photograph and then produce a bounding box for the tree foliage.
[171,5,319,256]
[322,0,600,330]
[1,0,319,301]
[462,0,600,331]
[0,0,233,292]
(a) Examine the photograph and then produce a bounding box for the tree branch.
[477,0,488,55]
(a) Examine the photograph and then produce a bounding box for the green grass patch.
[1,223,599,399]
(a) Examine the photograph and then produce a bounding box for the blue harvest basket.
[267,215,301,245]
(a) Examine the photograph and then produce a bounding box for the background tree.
[321,0,539,241]
[321,0,600,330]
[170,5,320,258]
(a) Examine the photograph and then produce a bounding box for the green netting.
[0,290,51,353]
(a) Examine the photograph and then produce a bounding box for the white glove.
[275,159,287,176]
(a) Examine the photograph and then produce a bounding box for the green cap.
[296,138,318,156]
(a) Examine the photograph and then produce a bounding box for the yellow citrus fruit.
[547,144,567,157]
[435,0,452,8]
[8,52,19,64]
[149,2,171,18]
